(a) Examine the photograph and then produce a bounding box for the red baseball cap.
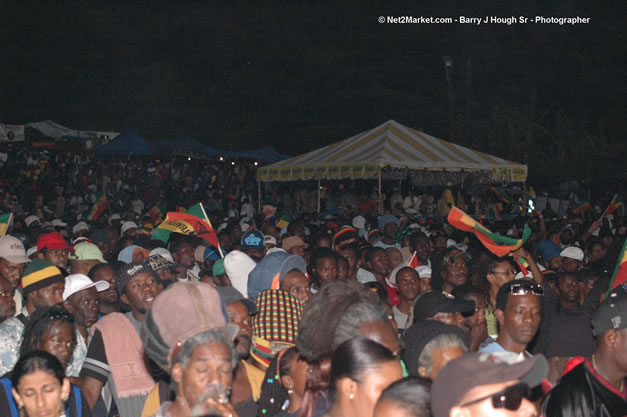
[37,232,75,253]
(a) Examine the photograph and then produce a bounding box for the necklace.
[591,354,625,393]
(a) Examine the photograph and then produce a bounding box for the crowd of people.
[0,146,624,417]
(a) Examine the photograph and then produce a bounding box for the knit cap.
[21,258,64,295]
[115,262,155,294]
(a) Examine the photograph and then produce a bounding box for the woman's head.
[258,347,309,416]
[329,337,403,417]
[480,256,516,296]
[11,350,70,417]
[374,376,432,417]
[20,305,77,370]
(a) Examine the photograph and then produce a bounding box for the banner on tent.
[0,125,25,142]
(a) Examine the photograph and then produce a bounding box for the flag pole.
[599,194,617,222]
[198,202,224,258]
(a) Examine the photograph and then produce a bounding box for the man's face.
[43,248,70,270]
[396,269,420,302]
[313,257,337,284]
[429,345,465,379]
[367,250,390,277]
[433,235,447,251]
[431,312,465,331]
[175,342,233,410]
[173,243,195,269]
[338,248,358,278]
[589,243,606,262]
[499,293,541,346]
[385,248,402,268]
[245,248,265,263]
[225,301,252,360]
[336,258,348,281]
[92,265,119,305]
[560,229,574,245]
[443,257,468,289]
[463,293,487,331]
[120,272,159,316]
[383,222,398,239]
[281,270,312,306]
[412,236,431,262]
[38,321,75,369]
[32,282,65,310]
[453,379,536,417]
[560,257,582,273]
[0,277,16,321]
[66,287,100,329]
[0,258,26,288]
[359,320,402,357]
[95,241,112,261]
[557,275,580,304]
[548,256,562,271]
[288,245,306,258]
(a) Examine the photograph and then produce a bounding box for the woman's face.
[287,354,309,397]
[38,322,75,369]
[351,361,403,417]
[12,370,70,417]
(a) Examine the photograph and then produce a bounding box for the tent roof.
[95,128,152,156]
[257,120,527,183]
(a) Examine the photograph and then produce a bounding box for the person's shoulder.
[478,338,502,353]
[0,318,23,335]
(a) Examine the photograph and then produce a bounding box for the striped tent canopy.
[257,120,527,184]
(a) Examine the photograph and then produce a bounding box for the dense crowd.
[0,147,624,417]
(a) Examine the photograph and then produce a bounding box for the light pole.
[443,55,455,140]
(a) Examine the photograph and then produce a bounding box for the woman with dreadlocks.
[0,305,91,416]
[257,347,309,417]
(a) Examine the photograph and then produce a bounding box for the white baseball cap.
[52,219,67,228]
[24,215,40,227]
[149,247,174,263]
[416,265,432,278]
[560,246,584,262]
[72,221,90,234]
[62,274,110,301]
[0,235,31,264]
[120,221,139,235]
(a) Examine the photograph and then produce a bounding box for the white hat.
[416,265,432,278]
[62,273,110,301]
[514,264,546,280]
[108,214,121,224]
[240,222,250,232]
[26,246,37,258]
[446,238,457,248]
[120,221,139,235]
[52,219,67,228]
[560,246,584,262]
[217,223,228,232]
[149,247,174,263]
[264,235,277,246]
[0,235,31,264]
[24,215,40,227]
[352,215,366,230]
[72,221,90,234]
[266,247,286,255]
[223,251,257,298]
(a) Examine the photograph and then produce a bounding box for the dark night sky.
[1,1,625,180]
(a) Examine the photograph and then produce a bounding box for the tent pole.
[378,172,383,214]
[257,182,262,211]
[317,180,321,213]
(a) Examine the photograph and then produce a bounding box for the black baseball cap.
[215,286,256,314]
[432,352,548,417]
[591,291,627,336]
[413,291,474,321]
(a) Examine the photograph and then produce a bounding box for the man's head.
[0,276,16,321]
[115,262,160,318]
[559,246,584,273]
[495,281,543,350]
[240,230,265,263]
[396,267,420,303]
[556,272,580,306]
[413,291,474,332]
[36,232,74,270]
[21,258,65,311]
[69,242,105,276]
[337,244,359,280]
[0,235,31,288]
[451,284,487,335]
[378,215,400,240]
[591,292,627,377]
[171,239,195,269]
[441,248,470,291]
[432,352,548,417]
[62,274,109,329]
[282,236,307,257]
[88,263,119,309]
[365,247,390,278]
[216,286,256,361]
[310,247,338,288]
[410,233,431,263]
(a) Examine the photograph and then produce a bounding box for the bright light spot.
[254,161,258,166]
[219,156,224,161]
[187,157,191,161]
[231,161,235,166]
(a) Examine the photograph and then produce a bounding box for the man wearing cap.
[0,235,31,316]
[542,292,627,417]
[216,286,264,413]
[282,235,307,257]
[432,351,547,417]
[36,231,74,271]
[559,246,584,273]
[90,228,114,261]
[140,282,240,417]
[88,263,121,316]
[374,214,401,249]
[247,251,309,304]
[479,280,542,355]
[69,241,106,275]
[0,276,16,323]
[63,273,109,344]
[412,291,475,333]
[240,229,266,263]
[0,258,66,375]
[440,247,471,295]
[80,262,162,415]
[72,221,90,239]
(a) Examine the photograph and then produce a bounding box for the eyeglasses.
[459,382,537,411]
[508,283,543,296]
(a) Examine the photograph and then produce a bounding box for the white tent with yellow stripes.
[257,120,527,184]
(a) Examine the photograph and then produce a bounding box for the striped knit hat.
[21,258,64,295]
[251,289,303,367]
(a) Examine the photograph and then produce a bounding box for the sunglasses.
[460,382,538,411]
[509,283,544,296]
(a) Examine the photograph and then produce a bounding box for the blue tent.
[228,146,290,163]
[96,129,152,156]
